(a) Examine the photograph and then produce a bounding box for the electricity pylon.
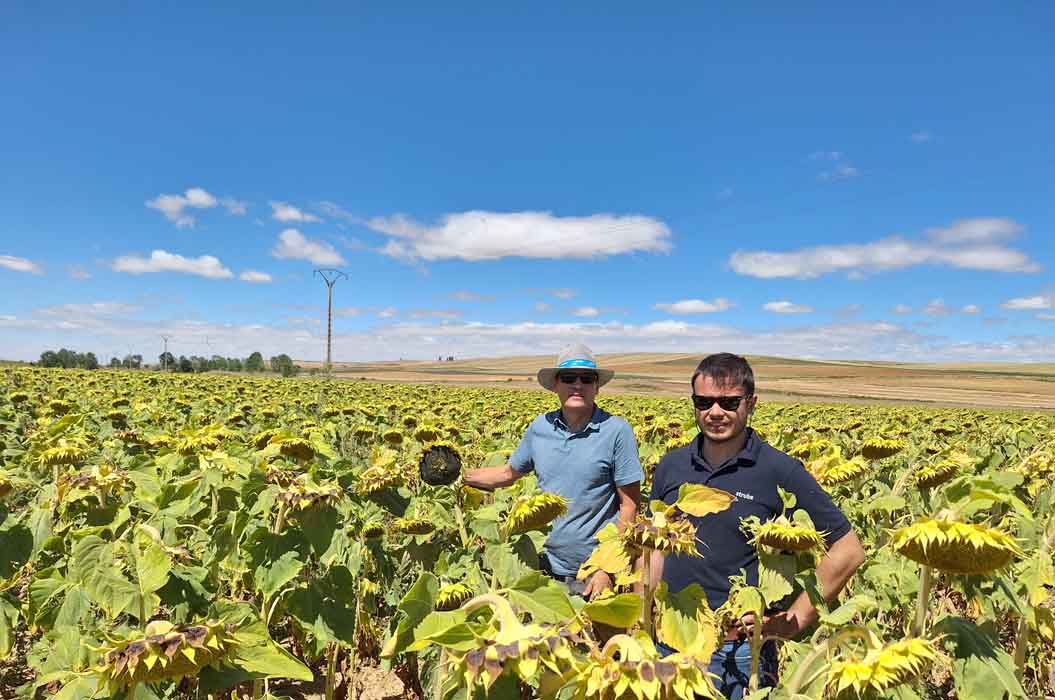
[314,269,347,373]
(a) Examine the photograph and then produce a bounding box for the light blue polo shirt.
[510,405,644,576]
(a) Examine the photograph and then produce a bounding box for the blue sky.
[2,3,1054,363]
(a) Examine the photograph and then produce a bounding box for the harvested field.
[296,353,1055,411]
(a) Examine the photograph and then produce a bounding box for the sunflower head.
[860,437,905,460]
[93,619,236,691]
[914,453,970,489]
[361,522,385,540]
[505,493,568,535]
[277,437,316,462]
[383,428,405,446]
[625,510,700,557]
[891,515,1022,575]
[355,465,405,495]
[751,515,827,553]
[418,442,462,486]
[39,441,88,467]
[394,517,437,536]
[826,638,938,699]
[435,582,475,611]
[815,456,870,487]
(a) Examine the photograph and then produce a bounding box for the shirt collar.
[554,404,604,432]
[691,427,761,471]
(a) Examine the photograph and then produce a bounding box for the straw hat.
[536,343,614,391]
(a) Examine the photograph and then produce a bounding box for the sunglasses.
[557,372,598,385]
[692,394,749,411]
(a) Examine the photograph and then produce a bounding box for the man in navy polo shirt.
[648,353,865,697]
[464,343,643,600]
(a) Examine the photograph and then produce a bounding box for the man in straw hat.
[464,342,644,599]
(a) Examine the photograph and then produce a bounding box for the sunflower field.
[0,367,1052,700]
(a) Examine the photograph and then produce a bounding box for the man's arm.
[615,481,640,526]
[760,529,866,638]
[584,481,641,599]
[462,463,523,491]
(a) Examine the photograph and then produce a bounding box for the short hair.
[690,353,755,395]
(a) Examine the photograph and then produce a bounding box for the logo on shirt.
[735,491,755,501]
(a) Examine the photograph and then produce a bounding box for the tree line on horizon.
[36,348,302,376]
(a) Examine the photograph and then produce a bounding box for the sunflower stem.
[641,550,654,639]
[785,627,873,695]
[1013,614,1030,683]
[325,642,338,700]
[748,613,762,693]
[433,649,447,700]
[911,565,932,637]
[272,501,287,535]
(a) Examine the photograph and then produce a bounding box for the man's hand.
[582,570,613,600]
[730,611,804,640]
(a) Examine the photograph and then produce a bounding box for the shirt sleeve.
[779,458,852,546]
[612,420,645,487]
[509,424,534,474]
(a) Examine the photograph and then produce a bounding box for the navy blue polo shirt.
[650,428,851,611]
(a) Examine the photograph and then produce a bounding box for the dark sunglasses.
[692,394,749,411]
[558,372,598,385]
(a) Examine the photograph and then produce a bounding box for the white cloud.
[271,229,345,266]
[922,299,950,317]
[551,288,577,300]
[835,303,862,317]
[409,309,462,319]
[146,187,222,227]
[112,250,233,279]
[367,210,672,262]
[730,218,1040,279]
[221,198,248,215]
[924,218,1022,245]
[450,290,495,302]
[377,307,398,318]
[0,254,44,274]
[66,265,91,280]
[270,201,321,223]
[334,307,360,318]
[961,304,980,314]
[574,306,600,318]
[654,298,733,314]
[534,302,551,312]
[911,131,933,143]
[315,201,360,224]
[1037,314,1055,321]
[818,165,860,182]
[892,304,913,315]
[239,270,273,283]
[763,301,813,314]
[1001,295,1054,310]
[37,302,142,316]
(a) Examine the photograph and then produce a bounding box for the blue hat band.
[558,358,597,369]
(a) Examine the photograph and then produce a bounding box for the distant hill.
[296,353,1055,410]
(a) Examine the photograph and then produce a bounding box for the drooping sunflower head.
[914,453,969,489]
[752,515,827,553]
[277,436,316,462]
[505,493,568,535]
[355,464,405,495]
[860,437,905,460]
[574,635,720,700]
[826,638,938,699]
[93,619,237,692]
[38,441,88,467]
[383,428,405,446]
[252,428,281,450]
[361,522,385,540]
[413,424,442,443]
[891,515,1023,575]
[175,434,221,456]
[815,456,870,487]
[394,517,436,536]
[625,511,699,557]
[435,582,475,611]
[276,482,342,512]
[0,471,12,499]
